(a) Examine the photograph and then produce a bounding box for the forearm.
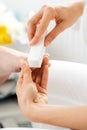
[27,104,87,130]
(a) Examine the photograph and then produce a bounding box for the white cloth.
[48,60,87,105]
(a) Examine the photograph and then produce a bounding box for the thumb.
[21,63,33,84]
[45,22,65,46]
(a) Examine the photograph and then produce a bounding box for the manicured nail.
[45,53,50,57]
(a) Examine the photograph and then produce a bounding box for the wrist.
[25,102,47,122]
[70,0,85,16]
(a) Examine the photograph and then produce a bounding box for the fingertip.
[21,62,31,75]
[21,62,27,70]
[42,54,50,66]
[29,35,40,46]
[44,53,50,59]
[29,41,36,46]
[45,39,51,46]
[22,63,32,75]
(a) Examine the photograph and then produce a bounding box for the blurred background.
[0,0,87,130]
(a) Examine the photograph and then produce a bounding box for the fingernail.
[45,53,50,57]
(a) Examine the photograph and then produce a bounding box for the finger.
[35,55,49,85]
[32,73,36,82]
[16,71,23,96]
[37,55,49,86]
[36,84,47,95]
[30,11,51,45]
[21,63,33,84]
[28,10,42,41]
[32,69,39,82]
[42,55,49,66]
[17,71,23,87]
[45,21,65,46]
[36,69,42,85]
[19,57,28,70]
[41,65,48,89]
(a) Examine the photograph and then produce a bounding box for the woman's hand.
[16,55,49,118]
[28,0,85,46]
[0,46,27,84]
[16,56,87,130]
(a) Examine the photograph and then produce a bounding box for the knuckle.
[42,5,54,14]
[45,6,55,19]
[46,6,54,13]
[42,4,48,9]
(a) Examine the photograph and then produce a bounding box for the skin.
[16,56,87,130]
[0,46,27,84]
[16,1,86,129]
[28,0,85,46]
